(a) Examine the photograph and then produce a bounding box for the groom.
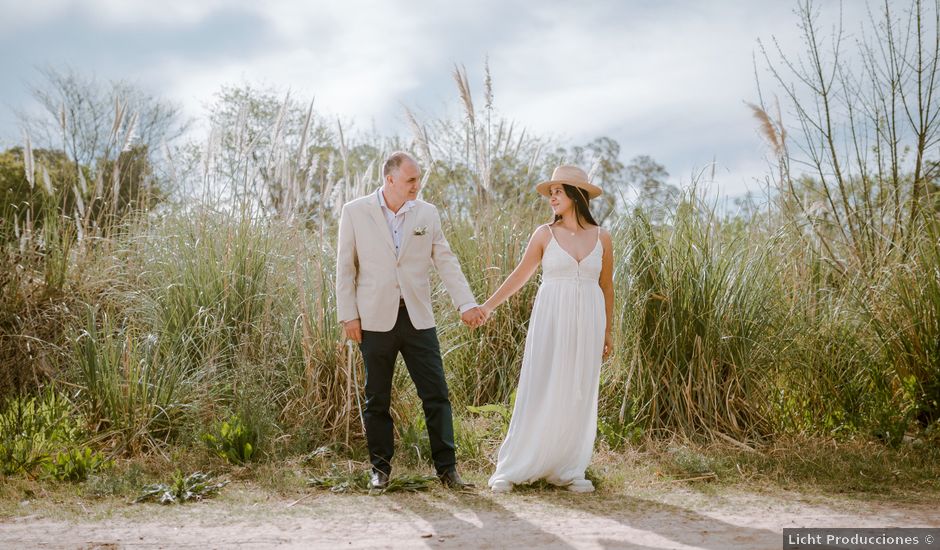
[335,151,484,490]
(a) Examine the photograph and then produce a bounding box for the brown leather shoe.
[369,470,389,490]
[438,469,474,489]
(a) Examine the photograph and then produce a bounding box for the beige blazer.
[335,190,476,332]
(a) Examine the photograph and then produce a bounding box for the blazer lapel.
[365,197,396,254]
[397,204,420,259]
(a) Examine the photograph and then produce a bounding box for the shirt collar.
[377,187,415,215]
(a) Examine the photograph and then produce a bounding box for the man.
[335,151,485,490]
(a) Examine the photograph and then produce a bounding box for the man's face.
[385,160,422,204]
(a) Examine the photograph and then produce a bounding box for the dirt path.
[1,484,938,549]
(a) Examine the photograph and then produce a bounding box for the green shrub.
[597,416,644,450]
[0,389,83,476]
[43,446,112,482]
[203,414,257,465]
[135,470,228,504]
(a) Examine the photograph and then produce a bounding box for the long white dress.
[488,226,606,489]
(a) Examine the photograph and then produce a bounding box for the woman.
[481,165,614,493]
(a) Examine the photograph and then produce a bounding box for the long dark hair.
[553,184,598,228]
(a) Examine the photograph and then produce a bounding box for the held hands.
[346,307,491,339]
[461,307,487,329]
[461,303,495,329]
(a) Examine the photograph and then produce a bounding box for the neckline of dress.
[548,226,601,264]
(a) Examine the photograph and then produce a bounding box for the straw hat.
[535,165,603,200]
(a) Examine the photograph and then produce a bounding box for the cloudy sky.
[0,0,870,197]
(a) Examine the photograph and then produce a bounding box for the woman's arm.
[599,228,615,358]
[480,226,551,316]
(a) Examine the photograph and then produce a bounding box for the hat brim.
[535,179,603,200]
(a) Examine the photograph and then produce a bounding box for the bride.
[480,165,614,493]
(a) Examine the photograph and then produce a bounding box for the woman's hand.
[479,302,494,322]
[603,332,613,359]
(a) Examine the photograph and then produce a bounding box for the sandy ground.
[1,483,938,549]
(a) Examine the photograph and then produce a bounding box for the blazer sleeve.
[335,203,360,323]
[429,205,477,310]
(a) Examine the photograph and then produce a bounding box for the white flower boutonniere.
[413,226,428,236]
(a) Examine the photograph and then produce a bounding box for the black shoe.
[438,469,474,489]
[370,470,389,490]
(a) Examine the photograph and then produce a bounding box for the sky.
[0,0,872,198]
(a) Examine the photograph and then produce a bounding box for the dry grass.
[1,53,938,512]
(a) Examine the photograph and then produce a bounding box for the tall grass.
[601,193,778,440]
[286,221,358,446]
[144,211,272,375]
[865,216,940,432]
[440,205,545,407]
[1,63,937,470]
[74,307,191,453]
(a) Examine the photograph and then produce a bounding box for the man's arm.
[335,204,361,341]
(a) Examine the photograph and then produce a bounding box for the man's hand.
[461,307,486,329]
[343,319,362,343]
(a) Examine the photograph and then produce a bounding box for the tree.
[756,0,940,270]
[20,66,188,171]
[203,83,364,222]
[625,155,678,226]
[10,67,185,238]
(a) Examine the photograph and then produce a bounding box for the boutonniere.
[413,226,428,236]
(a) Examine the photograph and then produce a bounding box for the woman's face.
[549,184,573,217]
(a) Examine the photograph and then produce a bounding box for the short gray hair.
[382,151,418,178]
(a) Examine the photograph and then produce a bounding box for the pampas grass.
[1,60,936,476]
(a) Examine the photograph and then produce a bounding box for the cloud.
[0,0,879,196]
[153,47,424,133]
[0,0,230,31]
[143,3,446,135]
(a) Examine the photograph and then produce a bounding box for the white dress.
[488,226,606,489]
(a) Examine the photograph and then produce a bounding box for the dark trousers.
[359,306,456,476]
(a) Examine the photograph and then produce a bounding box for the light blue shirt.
[377,188,416,258]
